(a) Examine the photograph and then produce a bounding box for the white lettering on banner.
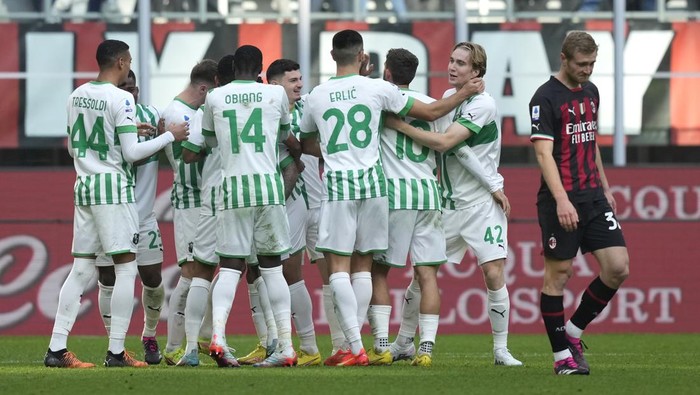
[318,31,428,95]
[670,186,700,220]
[610,184,700,220]
[0,235,47,329]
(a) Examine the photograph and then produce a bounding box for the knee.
[138,268,162,288]
[98,268,116,287]
[605,259,630,287]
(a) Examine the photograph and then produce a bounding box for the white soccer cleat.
[494,348,523,366]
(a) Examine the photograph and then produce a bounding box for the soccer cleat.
[265,338,278,358]
[334,348,369,366]
[411,353,432,367]
[197,338,211,355]
[162,347,185,366]
[141,336,162,365]
[44,349,95,368]
[296,350,322,366]
[324,349,349,366]
[554,356,590,375]
[367,348,393,366]
[389,342,416,362]
[253,350,298,367]
[209,343,240,368]
[104,350,148,368]
[566,334,590,371]
[176,349,200,367]
[494,348,523,366]
[237,342,268,365]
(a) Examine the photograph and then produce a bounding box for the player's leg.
[137,215,165,365]
[45,206,97,368]
[239,265,276,364]
[252,205,297,367]
[95,259,115,335]
[390,273,421,361]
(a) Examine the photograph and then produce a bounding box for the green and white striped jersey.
[293,96,324,209]
[440,90,504,210]
[202,80,291,209]
[182,106,221,216]
[162,98,204,209]
[133,103,161,220]
[278,100,303,169]
[299,74,413,201]
[67,81,138,206]
[380,89,450,211]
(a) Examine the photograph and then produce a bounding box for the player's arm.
[405,78,483,121]
[595,143,616,213]
[533,139,578,231]
[121,122,189,163]
[385,114,472,152]
[182,143,206,164]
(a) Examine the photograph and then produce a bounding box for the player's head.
[96,39,131,81]
[448,42,487,88]
[233,45,263,80]
[331,29,364,67]
[560,31,598,85]
[118,69,139,103]
[217,54,236,86]
[188,59,218,104]
[384,48,419,86]
[266,59,303,104]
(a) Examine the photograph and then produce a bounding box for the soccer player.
[529,31,629,375]
[175,54,237,367]
[365,48,450,367]
[298,29,483,366]
[202,45,297,368]
[385,42,522,367]
[161,59,218,365]
[94,69,170,365]
[45,39,188,368]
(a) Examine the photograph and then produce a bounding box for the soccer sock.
[97,281,114,335]
[211,268,242,346]
[49,258,94,352]
[368,304,391,352]
[487,285,511,350]
[165,276,191,353]
[260,266,293,353]
[255,275,279,348]
[198,274,216,341]
[396,279,421,347]
[108,260,138,354]
[323,284,346,352]
[248,279,268,345]
[540,293,571,359]
[184,277,211,354]
[418,313,439,349]
[141,282,164,338]
[289,280,319,354]
[418,340,434,355]
[569,276,618,334]
[329,272,363,355]
[351,271,372,331]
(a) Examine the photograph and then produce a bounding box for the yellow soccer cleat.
[367,348,393,366]
[162,347,185,366]
[411,353,432,367]
[296,350,322,366]
[237,342,267,365]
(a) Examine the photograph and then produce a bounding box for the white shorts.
[216,205,291,258]
[72,203,139,257]
[95,212,163,267]
[192,207,219,267]
[316,197,388,256]
[374,209,446,267]
[305,207,324,262]
[281,193,308,261]
[444,198,508,265]
[174,207,200,265]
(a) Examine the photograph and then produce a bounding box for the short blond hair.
[452,42,487,77]
[561,31,598,59]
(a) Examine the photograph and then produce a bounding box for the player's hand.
[360,53,375,77]
[492,189,511,218]
[168,121,189,142]
[604,188,617,214]
[459,77,484,97]
[294,157,306,173]
[556,198,579,232]
[157,118,166,136]
[136,122,156,137]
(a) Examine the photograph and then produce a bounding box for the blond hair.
[561,31,598,59]
[452,42,487,77]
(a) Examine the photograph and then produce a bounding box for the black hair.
[385,48,419,86]
[331,30,363,66]
[233,45,263,76]
[95,39,129,69]
[266,59,300,83]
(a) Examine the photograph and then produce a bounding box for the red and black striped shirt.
[529,76,602,202]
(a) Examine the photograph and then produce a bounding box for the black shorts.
[537,197,626,260]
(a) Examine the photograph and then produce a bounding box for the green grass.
[1,334,698,394]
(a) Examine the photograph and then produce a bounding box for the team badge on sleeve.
[531,105,540,121]
[125,99,134,113]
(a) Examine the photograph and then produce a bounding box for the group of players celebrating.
[44,28,629,375]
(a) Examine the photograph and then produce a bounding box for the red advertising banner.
[1,167,697,335]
